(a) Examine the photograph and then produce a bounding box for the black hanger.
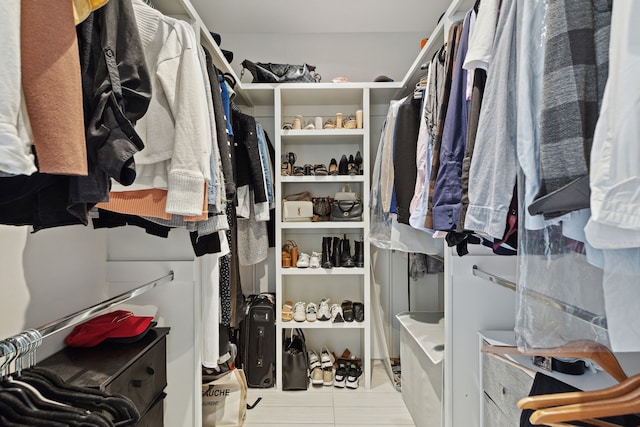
[0,388,72,427]
[474,0,481,13]
[22,368,139,425]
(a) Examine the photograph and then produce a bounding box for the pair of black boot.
[321,235,364,269]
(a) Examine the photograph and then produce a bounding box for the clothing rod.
[35,270,174,340]
[471,266,607,329]
[0,271,174,360]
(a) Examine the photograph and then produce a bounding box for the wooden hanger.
[519,374,640,411]
[529,383,640,425]
[481,340,628,382]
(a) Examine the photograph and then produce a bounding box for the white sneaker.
[297,252,310,268]
[321,346,334,368]
[330,304,344,323]
[310,367,323,385]
[309,252,321,268]
[323,368,334,386]
[293,301,306,322]
[317,298,331,321]
[308,350,321,370]
[306,302,318,322]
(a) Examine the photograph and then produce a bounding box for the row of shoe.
[281,235,364,269]
[282,112,363,131]
[282,298,364,323]
[281,151,363,176]
[308,348,362,389]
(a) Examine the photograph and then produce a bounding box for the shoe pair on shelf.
[309,347,335,386]
[281,152,297,176]
[288,301,315,322]
[321,235,365,269]
[296,252,321,269]
[334,151,363,176]
[334,360,362,389]
[292,164,328,176]
[338,300,365,323]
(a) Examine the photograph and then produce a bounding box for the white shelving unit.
[274,85,372,390]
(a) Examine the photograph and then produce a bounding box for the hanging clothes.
[113,0,211,217]
[21,0,88,177]
[530,0,611,218]
[431,9,473,231]
[0,1,36,177]
[464,0,519,239]
[424,20,463,229]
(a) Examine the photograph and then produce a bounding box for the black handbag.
[241,60,321,83]
[331,199,363,221]
[282,328,309,391]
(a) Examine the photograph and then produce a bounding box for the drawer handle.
[132,366,156,388]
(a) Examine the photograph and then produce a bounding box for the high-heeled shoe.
[347,154,358,176]
[338,155,348,175]
[329,158,338,176]
[354,151,363,175]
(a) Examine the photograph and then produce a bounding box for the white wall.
[225,32,426,84]
[0,225,108,359]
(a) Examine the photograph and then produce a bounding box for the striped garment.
[532,0,611,217]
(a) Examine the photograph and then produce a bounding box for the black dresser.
[40,327,170,426]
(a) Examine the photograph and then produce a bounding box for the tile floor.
[244,361,415,426]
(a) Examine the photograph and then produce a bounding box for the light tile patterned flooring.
[244,361,415,426]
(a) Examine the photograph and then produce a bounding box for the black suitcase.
[241,293,276,388]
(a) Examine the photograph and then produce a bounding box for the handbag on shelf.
[331,199,363,222]
[202,368,248,427]
[282,328,309,391]
[334,184,358,202]
[312,197,333,221]
[241,60,321,83]
[283,191,313,222]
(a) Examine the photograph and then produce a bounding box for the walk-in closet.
[2,0,640,426]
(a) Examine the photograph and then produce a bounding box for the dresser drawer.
[136,393,165,427]
[106,336,167,415]
[482,352,534,423]
[40,327,169,424]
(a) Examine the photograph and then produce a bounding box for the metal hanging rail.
[471,266,607,329]
[0,271,175,359]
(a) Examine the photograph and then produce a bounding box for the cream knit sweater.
[111,0,212,217]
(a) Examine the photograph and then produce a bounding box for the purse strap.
[337,199,360,213]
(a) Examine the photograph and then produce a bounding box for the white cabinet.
[274,85,372,389]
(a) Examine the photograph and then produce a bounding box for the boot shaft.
[332,236,341,268]
[321,237,333,268]
[340,234,355,268]
[353,240,365,268]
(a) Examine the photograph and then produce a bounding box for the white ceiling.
[191,0,451,34]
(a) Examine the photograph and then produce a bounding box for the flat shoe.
[293,166,305,176]
[323,119,336,129]
[314,164,328,176]
[282,300,294,321]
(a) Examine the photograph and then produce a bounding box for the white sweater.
[112,0,212,217]
[0,1,36,176]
